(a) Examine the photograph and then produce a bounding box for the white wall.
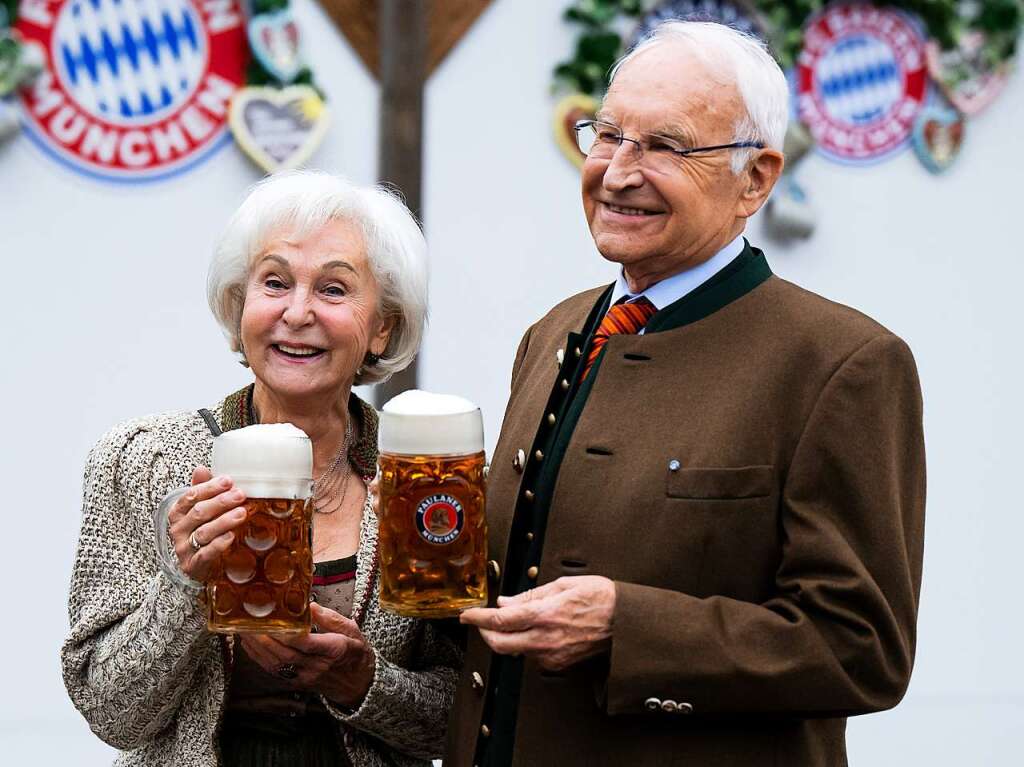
[1,0,1021,763]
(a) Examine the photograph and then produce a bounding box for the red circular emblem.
[15,0,247,182]
[796,3,927,164]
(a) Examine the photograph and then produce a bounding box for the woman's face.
[240,219,391,403]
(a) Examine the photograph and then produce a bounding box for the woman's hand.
[169,466,249,583]
[240,603,377,709]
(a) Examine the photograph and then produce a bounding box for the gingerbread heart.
[912,101,964,174]
[229,86,330,173]
[248,9,304,85]
[926,33,1011,116]
[553,93,598,169]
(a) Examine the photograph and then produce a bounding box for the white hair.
[207,170,429,385]
[610,20,789,173]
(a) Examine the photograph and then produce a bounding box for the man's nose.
[602,141,645,191]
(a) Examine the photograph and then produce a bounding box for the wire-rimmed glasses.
[574,119,764,169]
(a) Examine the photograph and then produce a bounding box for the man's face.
[582,45,752,288]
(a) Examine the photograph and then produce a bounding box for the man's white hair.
[207,170,428,385]
[610,20,789,173]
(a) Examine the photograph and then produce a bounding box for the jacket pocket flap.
[667,465,773,500]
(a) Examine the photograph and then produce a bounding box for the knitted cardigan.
[62,390,461,766]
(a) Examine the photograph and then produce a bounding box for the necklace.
[313,418,353,515]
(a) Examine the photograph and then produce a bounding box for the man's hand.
[460,576,615,671]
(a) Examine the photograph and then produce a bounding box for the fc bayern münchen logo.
[797,3,927,164]
[415,494,465,546]
[16,0,247,182]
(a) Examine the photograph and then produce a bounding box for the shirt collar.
[609,234,746,310]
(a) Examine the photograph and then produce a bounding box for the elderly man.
[449,20,925,767]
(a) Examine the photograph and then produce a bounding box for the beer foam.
[379,390,484,456]
[212,423,313,499]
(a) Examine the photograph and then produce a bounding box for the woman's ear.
[371,314,396,357]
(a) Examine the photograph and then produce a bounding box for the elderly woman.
[62,171,457,766]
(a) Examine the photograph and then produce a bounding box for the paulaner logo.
[16,0,247,182]
[415,494,465,546]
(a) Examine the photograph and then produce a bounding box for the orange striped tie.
[582,297,657,380]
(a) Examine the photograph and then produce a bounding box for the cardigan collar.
[219,384,379,479]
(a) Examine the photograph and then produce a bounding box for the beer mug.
[154,423,314,633]
[377,390,488,617]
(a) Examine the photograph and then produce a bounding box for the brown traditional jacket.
[445,244,926,766]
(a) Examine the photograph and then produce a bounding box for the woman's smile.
[271,342,328,361]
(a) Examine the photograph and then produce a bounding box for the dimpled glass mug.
[154,423,314,634]
[377,390,488,618]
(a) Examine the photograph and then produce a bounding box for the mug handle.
[153,488,204,592]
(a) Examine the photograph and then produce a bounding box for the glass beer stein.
[154,423,314,633]
[377,390,488,618]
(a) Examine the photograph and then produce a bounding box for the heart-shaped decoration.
[248,9,304,85]
[926,33,1011,116]
[553,93,598,169]
[229,86,330,173]
[912,101,964,175]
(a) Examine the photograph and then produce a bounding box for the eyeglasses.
[574,120,764,169]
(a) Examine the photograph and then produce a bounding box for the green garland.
[554,0,1023,96]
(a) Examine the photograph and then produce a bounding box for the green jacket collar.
[586,240,773,336]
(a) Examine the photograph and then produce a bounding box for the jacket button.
[524,489,535,501]
[471,671,484,691]
[574,347,582,358]
[560,378,570,391]
[547,412,556,426]
[556,348,565,365]
[534,449,544,461]
[513,449,525,473]
[526,532,534,541]
[487,560,501,581]
[480,724,491,738]
[668,459,680,471]
[677,702,694,715]
[644,697,661,711]
[526,566,538,580]
[661,699,678,713]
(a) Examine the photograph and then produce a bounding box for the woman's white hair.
[207,170,428,386]
[610,20,789,173]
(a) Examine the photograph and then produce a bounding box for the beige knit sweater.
[62,396,460,766]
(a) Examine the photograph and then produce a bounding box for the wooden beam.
[426,0,493,75]
[318,0,378,78]
[373,0,427,405]
[316,0,494,79]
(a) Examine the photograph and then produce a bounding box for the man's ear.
[737,149,785,219]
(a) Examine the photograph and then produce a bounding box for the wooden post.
[374,0,426,407]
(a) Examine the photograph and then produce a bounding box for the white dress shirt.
[607,234,746,333]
